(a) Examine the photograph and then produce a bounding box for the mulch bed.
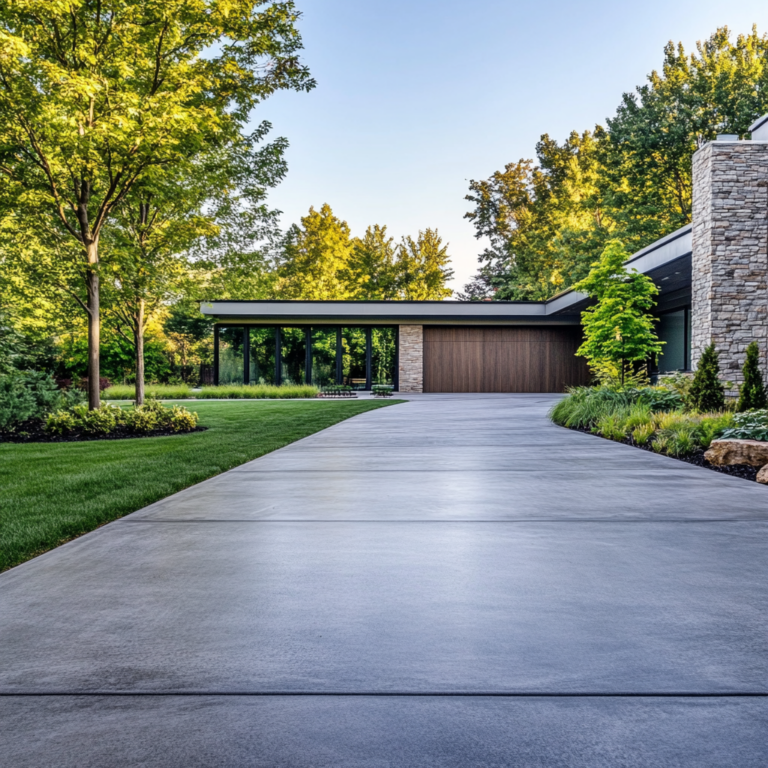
[0,419,207,445]
[573,426,758,482]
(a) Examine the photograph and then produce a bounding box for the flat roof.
[201,224,693,325]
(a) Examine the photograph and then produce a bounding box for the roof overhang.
[201,224,693,325]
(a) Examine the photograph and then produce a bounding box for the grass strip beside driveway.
[0,400,400,572]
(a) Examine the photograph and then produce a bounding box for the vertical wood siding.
[423,326,590,392]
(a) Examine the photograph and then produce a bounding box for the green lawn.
[0,399,401,572]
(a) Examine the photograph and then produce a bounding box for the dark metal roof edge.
[201,299,547,305]
[624,224,692,266]
[212,316,581,325]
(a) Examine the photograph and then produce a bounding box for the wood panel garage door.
[423,326,590,393]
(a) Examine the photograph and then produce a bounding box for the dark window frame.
[213,324,399,390]
[651,305,692,375]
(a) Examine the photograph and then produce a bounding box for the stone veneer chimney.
[690,116,768,385]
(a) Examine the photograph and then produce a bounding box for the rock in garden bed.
[573,426,759,482]
[704,439,768,467]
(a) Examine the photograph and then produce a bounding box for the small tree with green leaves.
[573,240,663,386]
[689,344,725,412]
[737,341,767,412]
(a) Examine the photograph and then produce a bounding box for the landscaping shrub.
[689,344,725,412]
[551,383,736,458]
[737,342,767,412]
[46,399,199,437]
[632,423,655,446]
[102,384,193,400]
[658,372,693,404]
[551,386,683,432]
[654,416,701,457]
[372,385,394,398]
[698,413,734,448]
[550,386,634,429]
[199,384,318,399]
[720,410,768,442]
[619,403,653,433]
[0,371,84,431]
[596,413,628,441]
[634,387,683,412]
[46,404,120,435]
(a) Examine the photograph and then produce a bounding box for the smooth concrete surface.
[1,394,767,765]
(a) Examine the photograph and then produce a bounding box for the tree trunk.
[85,246,100,410]
[135,300,145,405]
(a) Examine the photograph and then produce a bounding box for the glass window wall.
[342,327,368,390]
[280,327,307,385]
[655,309,690,373]
[311,327,338,386]
[216,325,398,390]
[218,327,245,384]
[372,327,396,385]
[249,327,277,385]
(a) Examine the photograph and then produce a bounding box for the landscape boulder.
[705,439,768,467]
[757,465,768,485]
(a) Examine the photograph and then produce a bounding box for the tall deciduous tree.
[602,26,768,246]
[462,26,768,302]
[106,125,287,403]
[277,204,353,299]
[0,0,313,407]
[463,131,611,300]
[345,224,397,300]
[574,240,663,384]
[395,229,454,301]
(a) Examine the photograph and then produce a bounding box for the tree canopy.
[276,204,454,301]
[462,26,768,301]
[0,0,313,404]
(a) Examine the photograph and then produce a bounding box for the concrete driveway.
[1,394,766,766]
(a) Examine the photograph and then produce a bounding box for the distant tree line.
[460,26,768,301]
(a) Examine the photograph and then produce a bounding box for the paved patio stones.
[1,394,766,766]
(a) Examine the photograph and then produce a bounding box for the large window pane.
[311,327,337,386]
[372,327,396,386]
[342,327,368,390]
[656,310,686,373]
[219,327,245,385]
[280,327,307,385]
[249,327,276,385]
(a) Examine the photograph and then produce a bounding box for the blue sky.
[255,1,767,292]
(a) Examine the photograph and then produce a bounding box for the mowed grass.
[0,399,400,571]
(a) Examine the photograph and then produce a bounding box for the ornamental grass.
[102,384,194,400]
[198,384,318,399]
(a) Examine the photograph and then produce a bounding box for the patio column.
[398,325,423,392]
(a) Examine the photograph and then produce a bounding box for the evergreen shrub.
[737,342,767,412]
[0,371,84,431]
[688,345,725,412]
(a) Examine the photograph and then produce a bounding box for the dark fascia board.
[213,316,582,326]
[201,225,693,323]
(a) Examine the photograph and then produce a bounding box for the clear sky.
[254,0,767,292]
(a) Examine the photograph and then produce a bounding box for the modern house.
[201,116,768,393]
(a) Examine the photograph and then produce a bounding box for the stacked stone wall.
[691,142,768,385]
[398,325,423,392]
